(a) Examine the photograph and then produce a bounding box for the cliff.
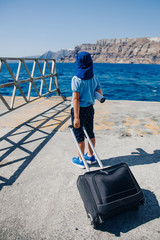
[40,49,72,62]
[60,37,160,64]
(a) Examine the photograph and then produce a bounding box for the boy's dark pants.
[71,105,95,143]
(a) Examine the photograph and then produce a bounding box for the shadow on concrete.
[0,100,71,191]
[96,189,160,236]
[101,148,160,167]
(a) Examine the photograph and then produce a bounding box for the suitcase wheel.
[88,213,98,229]
[88,213,103,229]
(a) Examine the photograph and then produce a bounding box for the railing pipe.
[0,57,61,114]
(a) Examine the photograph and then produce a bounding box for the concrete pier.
[0,96,160,240]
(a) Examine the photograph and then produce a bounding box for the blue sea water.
[57,63,160,102]
[0,62,160,102]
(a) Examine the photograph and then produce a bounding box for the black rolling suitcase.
[69,125,145,228]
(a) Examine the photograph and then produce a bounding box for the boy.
[71,51,103,168]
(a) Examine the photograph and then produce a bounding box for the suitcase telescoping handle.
[68,125,104,171]
[82,126,104,169]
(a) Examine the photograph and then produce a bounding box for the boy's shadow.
[101,148,160,167]
[97,189,160,236]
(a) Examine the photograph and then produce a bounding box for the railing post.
[28,60,36,101]
[10,60,22,109]
[52,60,60,96]
[0,59,3,72]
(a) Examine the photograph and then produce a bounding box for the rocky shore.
[60,37,160,64]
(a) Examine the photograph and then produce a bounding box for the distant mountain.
[40,49,73,62]
[60,37,160,64]
[24,55,41,58]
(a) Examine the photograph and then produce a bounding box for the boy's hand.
[74,117,80,128]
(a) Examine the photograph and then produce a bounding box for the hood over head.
[76,51,94,80]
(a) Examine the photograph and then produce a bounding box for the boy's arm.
[96,88,103,95]
[73,92,80,128]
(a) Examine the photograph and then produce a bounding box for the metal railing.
[0,57,61,113]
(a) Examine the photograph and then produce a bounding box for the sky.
[0,0,160,57]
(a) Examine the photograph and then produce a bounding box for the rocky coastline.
[59,37,160,64]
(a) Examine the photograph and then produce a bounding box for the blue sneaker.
[72,157,85,169]
[85,153,96,164]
